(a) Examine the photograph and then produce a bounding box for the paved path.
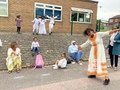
[0,61,120,90]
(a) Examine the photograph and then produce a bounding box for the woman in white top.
[31,37,40,56]
[79,28,120,85]
[6,42,22,73]
[53,53,67,69]
[107,31,118,70]
[47,14,58,35]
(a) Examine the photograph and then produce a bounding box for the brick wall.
[0,0,98,33]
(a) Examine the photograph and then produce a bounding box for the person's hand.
[113,40,116,42]
[79,46,82,50]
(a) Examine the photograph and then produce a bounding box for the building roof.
[110,15,120,19]
[79,0,98,3]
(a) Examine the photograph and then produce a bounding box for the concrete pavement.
[0,61,120,90]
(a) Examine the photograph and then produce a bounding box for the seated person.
[31,37,40,56]
[6,41,22,73]
[68,41,83,65]
[53,53,67,69]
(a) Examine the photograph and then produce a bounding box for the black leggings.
[17,27,21,33]
[110,54,118,67]
[109,45,119,67]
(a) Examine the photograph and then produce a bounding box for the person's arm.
[68,46,71,53]
[37,42,40,47]
[80,39,90,49]
[109,29,120,35]
[16,48,21,56]
[7,48,13,56]
[114,32,120,43]
[54,15,58,19]
[46,15,50,19]
[31,42,34,50]
[98,29,120,38]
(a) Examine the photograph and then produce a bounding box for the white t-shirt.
[58,58,67,68]
[31,41,40,49]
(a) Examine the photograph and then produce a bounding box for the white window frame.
[0,0,8,17]
[70,7,93,24]
[34,2,62,21]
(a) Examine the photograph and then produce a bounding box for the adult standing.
[15,15,22,34]
[46,14,58,35]
[107,31,118,70]
[79,28,120,85]
[112,31,120,70]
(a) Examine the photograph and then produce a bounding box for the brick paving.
[0,32,109,70]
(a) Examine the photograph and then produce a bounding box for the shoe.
[16,69,20,73]
[49,33,51,35]
[114,67,118,71]
[88,75,96,78]
[8,71,12,74]
[32,53,34,56]
[52,64,56,67]
[103,79,110,85]
[79,62,83,65]
[107,65,113,68]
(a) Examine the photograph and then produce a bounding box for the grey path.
[0,61,120,90]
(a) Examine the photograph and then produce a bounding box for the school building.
[0,0,98,33]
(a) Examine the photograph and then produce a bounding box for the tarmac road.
[0,61,120,90]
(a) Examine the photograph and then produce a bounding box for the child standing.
[32,16,40,35]
[15,15,22,34]
[31,37,40,56]
[53,53,67,69]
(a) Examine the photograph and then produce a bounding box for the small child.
[31,37,40,56]
[53,53,67,69]
[32,16,40,35]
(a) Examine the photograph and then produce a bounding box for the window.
[0,0,8,16]
[35,3,62,21]
[71,7,93,23]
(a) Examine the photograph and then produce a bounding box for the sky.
[93,0,120,21]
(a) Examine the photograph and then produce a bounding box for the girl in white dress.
[39,16,47,35]
[32,17,40,35]
[47,15,58,35]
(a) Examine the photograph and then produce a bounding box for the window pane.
[54,10,61,20]
[71,11,77,21]
[46,5,52,8]
[45,9,53,18]
[0,0,6,2]
[54,6,61,9]
[85,13,91,22]
[0,3,7,16]
[78,13,84,22]
[36,8,44,17]
[36,4,44,7]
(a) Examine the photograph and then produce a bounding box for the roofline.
[80,0,98,3]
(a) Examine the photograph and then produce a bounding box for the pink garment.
[35,54,44,68]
